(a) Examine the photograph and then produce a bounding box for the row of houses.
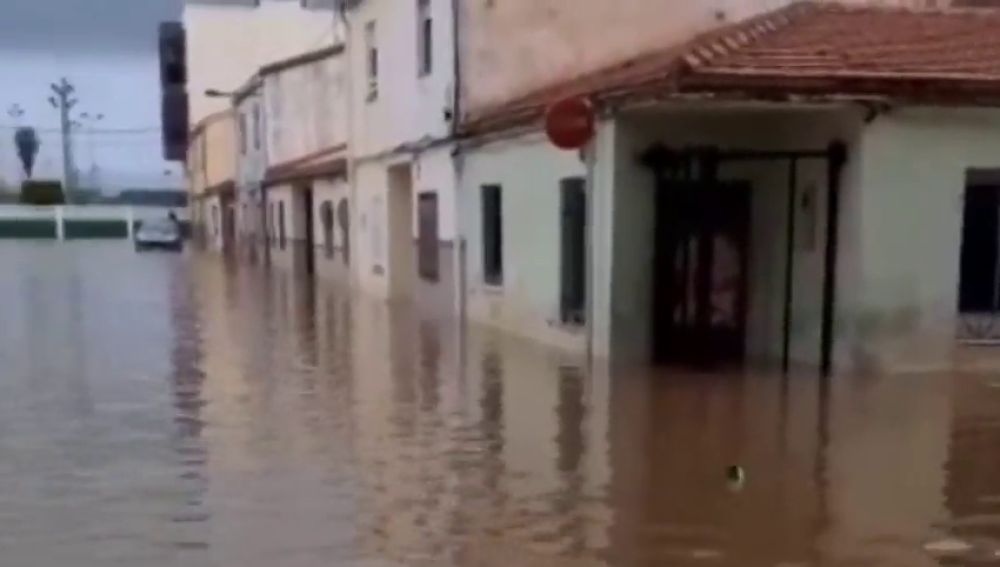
[185,0,1000,375]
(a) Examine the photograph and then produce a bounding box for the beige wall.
[187,129,208,198]
[187,111,236,200]
[204,112,237,190]
[264,53,348,167]
[459,0,943,115]
[183,0,339,124]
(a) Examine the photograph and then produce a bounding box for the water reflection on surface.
[0,241,999,566]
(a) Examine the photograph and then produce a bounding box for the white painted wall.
[354,161,391,299]
[346,0,456,158]
[0,205,186,223]
[183,0,340,125]
[344,0,459,304]
[412,146,457,241]
[264,52,349,168]
[458,132,588,352]
[849,107,1000,372]
[235,89,267,189]
[234,87,267,243]
[459,0,943,116]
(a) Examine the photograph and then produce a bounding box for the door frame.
[652,179,751,367]
[639,142,847,376]
[387,164,416,299]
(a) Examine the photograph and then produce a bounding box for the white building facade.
[183,0,340,125]
[183,0,341,259]
[343,0,459,313]
[260,45,351,277]
[455,1,1000,375]
[233,77,268,259]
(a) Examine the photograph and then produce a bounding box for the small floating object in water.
[923,538,973,554]
[726,465,746,491]
[689,548,723,560]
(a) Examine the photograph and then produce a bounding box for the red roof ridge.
[813,1,1000,16]
[461,1,1000,137]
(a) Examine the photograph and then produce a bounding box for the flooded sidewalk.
[0,242,998,566]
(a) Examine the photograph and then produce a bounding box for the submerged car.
[134,219,183,251]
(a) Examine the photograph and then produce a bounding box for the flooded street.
[1,241,999,566]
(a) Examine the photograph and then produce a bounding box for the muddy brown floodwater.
[1,241,1000,566]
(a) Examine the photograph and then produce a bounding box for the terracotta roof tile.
[690,4,1000,79]
[461,2,1000,137]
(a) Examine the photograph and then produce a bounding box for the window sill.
[480,283,504,295]
[550,320,586,334]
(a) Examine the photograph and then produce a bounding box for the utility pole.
[48,78,77,201]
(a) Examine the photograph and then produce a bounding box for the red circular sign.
[545,97,595,150]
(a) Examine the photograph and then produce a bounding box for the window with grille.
[481,184,503,285]
[365,21,378,101]
[417,192,439,281]
[560,177,586,325]
[252,103,261,150]
[278,200,286,250]
[238,112,248,155]
[417,0,433,76]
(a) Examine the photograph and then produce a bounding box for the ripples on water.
[0,241,999,566]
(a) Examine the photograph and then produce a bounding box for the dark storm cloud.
[0,0,181,53]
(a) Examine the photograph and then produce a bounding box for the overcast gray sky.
[0,0,184,190]
[0,0,180,54]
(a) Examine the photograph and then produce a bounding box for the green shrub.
[20,180,65,206]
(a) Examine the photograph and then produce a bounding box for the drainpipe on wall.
[584,137,597,366]
[336,1,358,290]
[449,0,462,130]
[454,150,467,322]
[450,0,465,322]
